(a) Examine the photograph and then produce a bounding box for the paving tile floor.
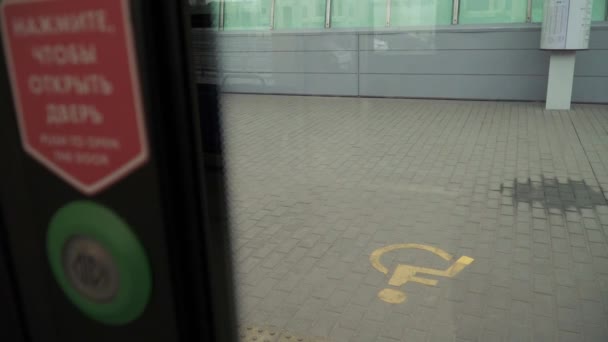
[222,94,608,342]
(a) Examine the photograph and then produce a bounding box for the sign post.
[541,0,593,110]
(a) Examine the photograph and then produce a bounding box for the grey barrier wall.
[192,24,608,103]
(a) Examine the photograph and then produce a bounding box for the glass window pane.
[531,0,544,22]
[532,0,607,22]
[224,0,272,30]
[459,0,528,24]
[391,0,453,26]
[275,0,326,29]
[591,0,606,21]
[331,0,386,28]
[190,0,221,28]
[200,0,608,341]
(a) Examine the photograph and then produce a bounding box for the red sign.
[1,0,148,195]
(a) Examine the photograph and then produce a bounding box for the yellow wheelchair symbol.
[370,243,474,304]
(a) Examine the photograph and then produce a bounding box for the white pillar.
[545,51,577,110]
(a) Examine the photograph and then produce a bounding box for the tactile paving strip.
[239,325,329,342]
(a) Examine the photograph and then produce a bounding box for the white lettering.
[87,137,120,149]
[54,150,73,163]
[28,74,113,95]
[69,136,85,148]
[46,104,104,125]
[32,44,97,65]
[11,10,115,36]
[75,152,109,165]
[53,151,110,165]
[54,16,71,32]
[40,134,68,146]
[28,76,43,94]
[38,16,53,33]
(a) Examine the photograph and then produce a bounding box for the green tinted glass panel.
[459,0,527,24]
[275,0,326,29]
[224,0,272,30]
[590,0,605,20]
[590,0,605,21]
[331,0,386,28]
[210,1,220,28]
[531,0,543,22]
[532,0,607,22]
[391,0,453,26]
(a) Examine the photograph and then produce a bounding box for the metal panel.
[219,72,358,96]
[360,74,548,100]
[215,51,358,73]
[214,33,358,52]
[573,77,608,102]
[575,50,608,76]
[589,28,608,49]
[359,49,550,75]
[197,27,608,103]
[358,30,543,50]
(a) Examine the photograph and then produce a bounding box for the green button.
[47,201,152,325]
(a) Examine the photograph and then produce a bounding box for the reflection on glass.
[190,0,220,28]
[331,0,386,28]
[532,0,607,22]
[391,0,453,26]
[275,0,326,30]
[224,0,271,30]
[199,1,608,342]
[459,0,528,24]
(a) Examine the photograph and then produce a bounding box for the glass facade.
[224,0,272,30]
[391,0,453,26]
[459,0,528,24]
[212,0,607,30]
[531,0,543,22]
[331,0,386,28]
[590,0,606,21]
[275,0,326,29]
[532,0,607,23]
[188,2,608,342]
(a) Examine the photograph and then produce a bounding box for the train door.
[0,0,236,341]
